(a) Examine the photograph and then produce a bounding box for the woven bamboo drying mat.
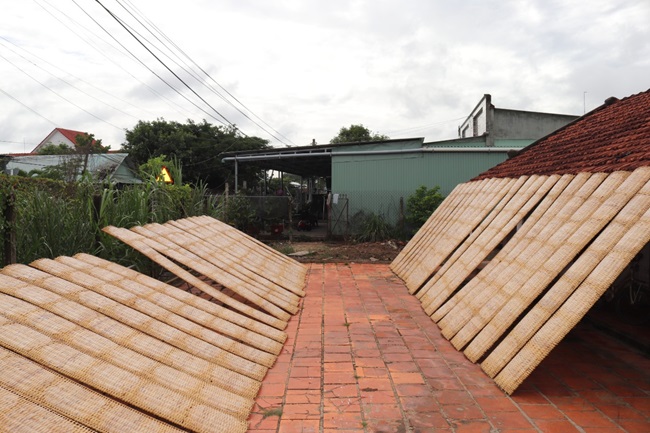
[29,257,273,376]
[404,177,517,293]
[0,384,99,433]
[417,175,555,311]
[173,217,306,293]
[0,347,189,433]
[134,223,301,311]
[1,264,267,382]
[64,254,285,354]
[462,169,648,361]
[190,215,307,285]
[397,178,500,290]
[0,272,261,399]
[51,254,282,362]
[494,192,650,394]
[0,315,247,433]
[0,292,254,418]
[102,225,288,329]
[391,181,470,276]
[438,171,617,343]
[431,172,605,327]
[483,169,650,381]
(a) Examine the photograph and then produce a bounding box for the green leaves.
[405,185,444,230]
[330,124,389,144]
[123,119,269,189]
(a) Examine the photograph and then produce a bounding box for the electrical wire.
[93,0,236,128]
[34,0,195,120]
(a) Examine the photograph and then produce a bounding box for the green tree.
[330,124,389,144]
[37,143,75,155]
[406,185,445,230]
[122,119,269,190]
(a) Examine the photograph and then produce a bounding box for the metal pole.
[234,158,239,193]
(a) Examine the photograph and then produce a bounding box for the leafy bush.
[406,185,444,230]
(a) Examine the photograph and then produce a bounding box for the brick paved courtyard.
[248,263,649,433]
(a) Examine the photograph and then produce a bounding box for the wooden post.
[3,189,17,265]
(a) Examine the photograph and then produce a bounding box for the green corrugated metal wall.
[331,149,511,227]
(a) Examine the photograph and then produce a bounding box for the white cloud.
[0,0,648,154]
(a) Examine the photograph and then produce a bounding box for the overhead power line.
[94,0,237,129]
[117,0,295,146]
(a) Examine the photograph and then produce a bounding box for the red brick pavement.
[248,263,649,432]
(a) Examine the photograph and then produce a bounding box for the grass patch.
[262,407,283,418]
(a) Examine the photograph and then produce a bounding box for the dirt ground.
[269,240,406,263]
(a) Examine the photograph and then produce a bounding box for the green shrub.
[406,185,444,230]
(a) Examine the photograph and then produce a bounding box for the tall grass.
[1,174,219,269]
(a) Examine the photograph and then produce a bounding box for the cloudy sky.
[1,0,648,153]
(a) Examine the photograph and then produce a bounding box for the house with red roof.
[392,88,650,394]
[31,128,95,154]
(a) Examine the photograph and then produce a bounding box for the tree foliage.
[406,185,445,229]
[122,119,269,190]
[330,124,389,144]
[32,133,110,182]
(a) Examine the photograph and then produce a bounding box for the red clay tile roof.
[56,128,89,145]
[474,89,650,180]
